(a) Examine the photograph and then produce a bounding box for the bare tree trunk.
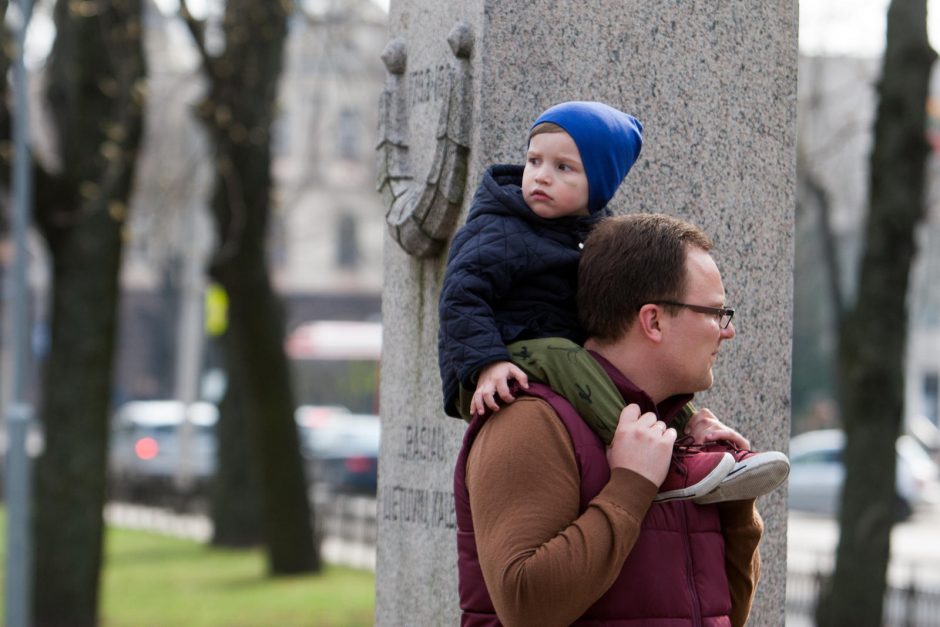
[211,241,317,571]
[20,1,146,625]
[0,1,10,237]
[209,370,263,545]
[793,162,841,423]
[182,0,319,573]
[816,0,935,624]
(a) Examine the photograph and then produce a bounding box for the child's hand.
[685,407,750,449]
[471,361,530,417]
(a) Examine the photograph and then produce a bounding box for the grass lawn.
[0,512,376,626]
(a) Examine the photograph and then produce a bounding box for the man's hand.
[471,361,530,417]
[685,407,750,449]
[606,404,676,486]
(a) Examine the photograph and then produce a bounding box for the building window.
[336,214,359,269]
[337,108,359,160]
[271,115,288,158]
[925,372,939,427]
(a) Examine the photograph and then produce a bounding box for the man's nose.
[720,321,736,340]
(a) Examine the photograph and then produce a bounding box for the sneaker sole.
[653,453,736,502]
[692,452,791,504]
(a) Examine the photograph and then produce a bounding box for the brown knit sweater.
[466,396,764,627]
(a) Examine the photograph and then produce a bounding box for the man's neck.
[583,337,670,404]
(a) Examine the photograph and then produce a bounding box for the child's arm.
[439,218,524,402]
[470,361,530,417]
[685,407,750,449]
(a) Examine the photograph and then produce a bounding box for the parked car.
[295,405,380,495]
[788,429,940,520]
[108,400,218,506]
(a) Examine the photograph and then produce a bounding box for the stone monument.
[375,2,796,624]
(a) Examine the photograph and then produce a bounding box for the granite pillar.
[376,2,796,624]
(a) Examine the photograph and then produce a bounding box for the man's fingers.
[637,412,659,429]
[618,404,641,424]
[607,410,677,484]
[664,427,678,444]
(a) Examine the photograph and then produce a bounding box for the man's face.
[522,131,590,219]
[661,247,736,394]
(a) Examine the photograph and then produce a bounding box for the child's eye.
[528,157,540,166]
[558,163,571,171]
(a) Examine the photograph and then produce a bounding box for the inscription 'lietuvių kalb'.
[399,422,449,462]
[381,485,456,530]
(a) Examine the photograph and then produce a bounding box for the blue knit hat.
[531,101,643,214]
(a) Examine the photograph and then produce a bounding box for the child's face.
[522,131,590,219]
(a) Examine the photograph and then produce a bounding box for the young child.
[437,101,788,503]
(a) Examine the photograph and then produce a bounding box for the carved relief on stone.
[375,22,474,258]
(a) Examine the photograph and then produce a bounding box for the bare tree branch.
[798,164,845,319]
[179,0,217,82]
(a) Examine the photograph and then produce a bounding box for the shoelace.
[701,439,755,458]
[669,436,703,478]
[673,435,708,456]
[674,435,756,453]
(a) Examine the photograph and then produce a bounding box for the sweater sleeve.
[466,397,657,627]
[718,499,764,627]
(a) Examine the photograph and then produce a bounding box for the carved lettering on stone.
[399,422,449,462]
[408,64,450,105]
[380,485,457,529]
[375,22,474,258]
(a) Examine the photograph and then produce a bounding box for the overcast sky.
[800,0,894,56]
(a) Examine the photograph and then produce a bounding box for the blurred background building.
[112,0,387,405]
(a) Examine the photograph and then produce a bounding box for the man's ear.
[636,304,664,343]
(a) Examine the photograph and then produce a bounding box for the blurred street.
[789,502,940,588]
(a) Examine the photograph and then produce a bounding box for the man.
[454,213,763,626]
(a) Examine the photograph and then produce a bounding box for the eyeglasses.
[649,301,735,329]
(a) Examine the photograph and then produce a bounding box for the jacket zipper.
[680,503,703,627]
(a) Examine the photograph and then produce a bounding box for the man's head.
[526,102,643,216]
[578,213,735,398]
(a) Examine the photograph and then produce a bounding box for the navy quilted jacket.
[438,164,607,417]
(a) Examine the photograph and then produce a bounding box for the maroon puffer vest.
[454,380,732,626]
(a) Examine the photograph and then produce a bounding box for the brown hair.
[529,121,566,139]
[577,213,713,342]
